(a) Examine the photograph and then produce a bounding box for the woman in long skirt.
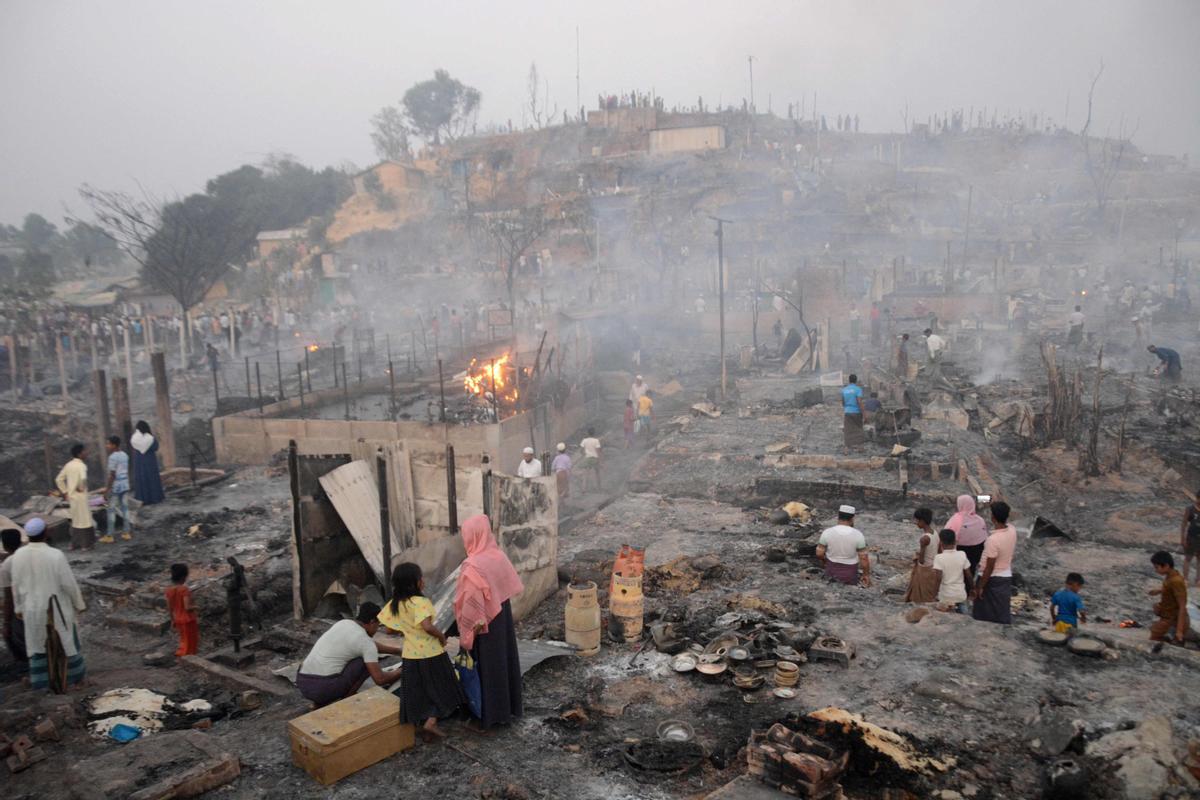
[454,515,524,729]
[130,421,165,505]
[378,563,462,741]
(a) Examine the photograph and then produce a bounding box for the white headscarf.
[130,430,155,454]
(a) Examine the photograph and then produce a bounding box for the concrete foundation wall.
[649,125,726,153]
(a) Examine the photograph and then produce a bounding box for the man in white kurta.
[10,518,87,690]
[55,444,95,550]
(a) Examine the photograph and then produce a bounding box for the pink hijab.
[946,494,988,547]
[454,515,524,650]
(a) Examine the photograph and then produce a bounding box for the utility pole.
[710,216,733,400]
[962,183,973,276]
[747,55,755,112]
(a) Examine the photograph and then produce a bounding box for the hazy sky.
[3,0,1198,226]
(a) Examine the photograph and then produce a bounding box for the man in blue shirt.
[1050,572,1086,633]
[842,374,865,450]
[1147,345,1182,382]
[103,436,132,542]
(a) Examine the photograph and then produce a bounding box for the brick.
[33,718,59,742]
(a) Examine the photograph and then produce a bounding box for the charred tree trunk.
[1079,347,1104,477]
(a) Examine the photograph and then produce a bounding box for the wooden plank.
[386,443,417,551]
[180,655,292,697]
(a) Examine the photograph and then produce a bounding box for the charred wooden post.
[151,351,176,467]
[446,445,458,534]
[378,453,392,599]
[91,369,111,469]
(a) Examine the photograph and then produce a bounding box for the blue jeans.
[107,491,130,535]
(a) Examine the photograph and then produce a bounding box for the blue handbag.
[454,651,482,719]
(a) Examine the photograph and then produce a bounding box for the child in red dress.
[165,563,199,656]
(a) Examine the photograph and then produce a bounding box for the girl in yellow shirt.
[378,563,464,741]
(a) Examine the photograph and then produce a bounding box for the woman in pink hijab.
[945,495,988,576]
[454,514,523,729]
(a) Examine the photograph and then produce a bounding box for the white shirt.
[10,542,86,657]
[629,382,649,403]
[933,550,971,604]
[517,458,543,479]
[300,619,379,677]
[1068,311,1084,327]
[695,298,706,313]
[818,524,867,565]
[925,334,946,358]
[580,437,601,459]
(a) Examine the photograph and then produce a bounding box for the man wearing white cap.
[628,375,649,405]
[517,447,543,479]
[551,443,572,498]
[816,505,871,587]
[9,517,88,691]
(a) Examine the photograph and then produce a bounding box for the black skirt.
[401,652,465,723]
[473,600,523,729]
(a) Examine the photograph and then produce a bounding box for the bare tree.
[1080,62,1136,223]
[78,185,250,356]
[484,205,552,307]
[527,62,559,129]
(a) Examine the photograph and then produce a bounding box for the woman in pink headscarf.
[454,515,523,729]
[945,495,989,577]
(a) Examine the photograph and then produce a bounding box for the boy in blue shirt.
[841,374,865,451]
[1050,573,1086,633]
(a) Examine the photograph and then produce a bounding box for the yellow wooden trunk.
[288,687,414,785]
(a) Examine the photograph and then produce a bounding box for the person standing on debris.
[580,429,602,491]
[9,518,87,692]
[629,374,649,404]
[0,527,28,676]
[945,495,989,577]
[297,602,403,708]
[103,436,131,543]
[130,421,165,505]
[454,515,524,730]
[841,374,865,450]
[816,505,871,587]
[552,442,572,498]
[903,508,941,603]
[635,389,654,435]
[165,563,199,657]
[1066,305,1084,349]
[1147,345,1182,382]
[972,501,1017,625]
[923,328,946,380]
[1148,551,1191,645]
[517,447,542,479]
[1049,573,1087,633]
[933,528,973,613]
[378,563,463,741]
[54,443,95,551]
[1180,492,1200,587]
[895,333,910,379]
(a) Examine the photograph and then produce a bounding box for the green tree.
[80,185,253,355]
[63,220,123,269]
[402,69,481,145]
[369,105,411,162]
[20,213,59,252]
[18,250,55,290]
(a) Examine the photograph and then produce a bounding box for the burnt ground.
[3,318,1200,800]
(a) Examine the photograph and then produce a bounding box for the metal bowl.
[672,653,698,673]
[656,720,695,743]
[696,662,728,678]
[728,646,751,662]
[734,674,765,690]
[773,687,797,699]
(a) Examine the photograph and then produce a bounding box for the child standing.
[103,436,132,542]
[377,562,463,741]
[933,529,973,613]
[637,390,654,436]
[165,563,199,656]
[1049,573,1087,633]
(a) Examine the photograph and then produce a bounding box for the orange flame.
[464,353,519,404]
